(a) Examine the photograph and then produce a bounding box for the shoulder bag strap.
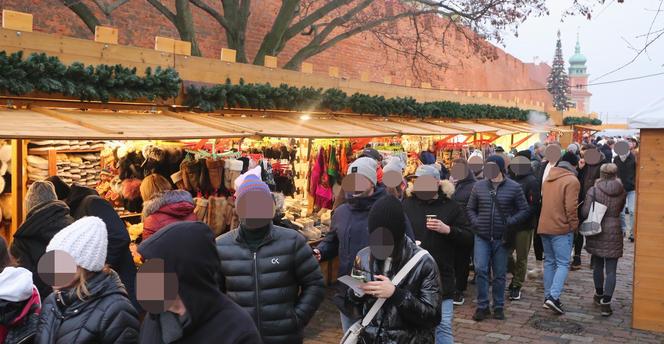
[360,250,429,327]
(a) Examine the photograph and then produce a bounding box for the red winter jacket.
[142,190,196,241]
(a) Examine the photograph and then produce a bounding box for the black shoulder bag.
[488,183,517,249]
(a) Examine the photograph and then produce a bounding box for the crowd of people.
[0,133,638,344]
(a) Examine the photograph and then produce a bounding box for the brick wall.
[0,0,552,108]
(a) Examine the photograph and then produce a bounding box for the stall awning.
[1,107,242,139]
[574,124,629,131]
[0,107,553,140]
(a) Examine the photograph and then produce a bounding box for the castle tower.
[568,33,592,113]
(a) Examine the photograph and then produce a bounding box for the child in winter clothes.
[0,236,41,344]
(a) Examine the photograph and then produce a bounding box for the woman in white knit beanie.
[34,216,139,343]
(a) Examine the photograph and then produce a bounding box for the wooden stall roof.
[0,107,242,139]
[487,121,554,134]
[574,123,630,131]
[0,106,552,140]
[368,119,467,135]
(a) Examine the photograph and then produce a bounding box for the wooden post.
[47,149,57,176]
[155,36,191,56]
[301,62,313,74]
[360,71,369,82]
[2,10,33,32]
[94,26,118,45]
[9,139,26,243]
[220,48,237,63]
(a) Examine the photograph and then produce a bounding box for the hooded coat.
[538,163,581,236]
[0,267,41,344]
[403,188,471,300]
[316,186,415,277]
[613,153,636,192]
[348,239,441,344]
[65,185,99,217]
[34,270,139,344]
[582,179,626,258]
[70,195,138,311]
[578,155,604,202]
[10,201,74,298]
[510,168,541,231]
[216,225,325,344]
[139,221,261,344]
[142,190,197,241]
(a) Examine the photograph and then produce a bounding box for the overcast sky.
[498,0,664,122]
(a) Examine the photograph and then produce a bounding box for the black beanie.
[46,175,71,200]
[560,151,579,167]
[516,150,532,160]
[368,195,406,242]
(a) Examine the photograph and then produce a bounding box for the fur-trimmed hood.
[406,179,455,199]
[142,190,194,218]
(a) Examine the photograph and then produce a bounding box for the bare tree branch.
[91,0,129,16]
[147,0,176,23]
[63,0,101,33]
[190,0,231,31]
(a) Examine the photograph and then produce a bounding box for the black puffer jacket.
[510,169,541,231]
[11,201,75,298]
[348,238,441,344]
[34,269,139,344]
[216,225,325,344]
[403,190,471,300]
[614,153,636,192]
[71,195,138,311]
[467,178,530,241]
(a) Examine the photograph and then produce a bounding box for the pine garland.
[0,51,181,102]
[563,116,602,126]
[185,79,544,121]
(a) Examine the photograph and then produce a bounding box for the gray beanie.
[26,180,57,213]
[348,157,378,186]
[567,143,580,155]
[415,165,441,181]
[383,157,404,174]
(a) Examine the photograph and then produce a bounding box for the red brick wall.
[0,0,551,107]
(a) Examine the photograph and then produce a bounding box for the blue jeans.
[620,191,636,237]
[340,312,357,333]
[435,299,454,344]
[474,236,508,310]
[541,232,574,300]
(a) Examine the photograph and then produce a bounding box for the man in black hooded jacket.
[138,221,261,344]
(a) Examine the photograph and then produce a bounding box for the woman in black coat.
[348,195,441,344]
[11,181,74,299]
[35,216,139,344]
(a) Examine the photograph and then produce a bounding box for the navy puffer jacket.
[467,178,530,241]
[317,186,415,277]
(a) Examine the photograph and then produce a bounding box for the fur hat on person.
[46,216,108,272]
[25,180,57,213]
[348,157,378,186]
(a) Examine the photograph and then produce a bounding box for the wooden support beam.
[422,120,475,133]
[511,133,534,149]
[220,48,236,63]
[173,40,191,56]
[94,26,118,45]
[9,139,26,243]
[155,36,175,53]
[30,106,124,135]
[2,10,32,32]
[264,55,277,69]
[47,149,57,176]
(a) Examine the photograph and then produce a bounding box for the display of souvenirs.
[27,140,102,187]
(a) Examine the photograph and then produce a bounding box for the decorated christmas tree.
[547,31,570,111]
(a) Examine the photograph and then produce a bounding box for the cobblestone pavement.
[304,239,664,343]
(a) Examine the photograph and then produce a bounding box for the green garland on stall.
[0,51,181,102]
[185,79,543,121]
[563,116,602,126]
